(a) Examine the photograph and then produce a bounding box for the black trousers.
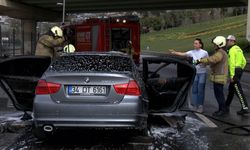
[214,83,226,111]
[225,68,249,110]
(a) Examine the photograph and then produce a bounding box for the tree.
[152,17,162,31]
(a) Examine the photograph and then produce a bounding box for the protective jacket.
[35,34,64,59]
[228,45,246,79]
[200,49,228,84]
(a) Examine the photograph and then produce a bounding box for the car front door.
[0,56,51,111]
[142,54,196,113]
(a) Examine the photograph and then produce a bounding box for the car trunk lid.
[43,73,133,104]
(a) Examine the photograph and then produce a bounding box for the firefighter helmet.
[212,36,226,48]
[63,44,75,53]
[51,26,63,37]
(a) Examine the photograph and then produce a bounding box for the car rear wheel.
[137,120,148,136]
[129,128,152,144]
[138,128,149,136]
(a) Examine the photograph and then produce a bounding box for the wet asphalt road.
[1,114,208,150]
[1,54,250,150]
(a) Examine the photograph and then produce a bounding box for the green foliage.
[140,17,162,31]
[141,14,250,57]
[152,17,162,31]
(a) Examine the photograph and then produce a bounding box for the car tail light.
[126,80,141,96]
[35,80,61,95]
[114,80,141,96]
[113,83,128,95]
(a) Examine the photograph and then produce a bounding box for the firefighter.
[63,28,75,45]
[35,26,65,59]
[195,36,228,116]
[225,35,249,115]
[120,40,137,58]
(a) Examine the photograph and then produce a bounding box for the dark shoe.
[213,110,227,117]
[212,110,219,116]
[237,109,250,115]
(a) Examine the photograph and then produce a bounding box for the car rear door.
[0,56,51,111]
[142,54,196,113]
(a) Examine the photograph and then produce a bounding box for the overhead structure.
[0,0,247,20]
[0,0,249,54]
[0,0,60,21]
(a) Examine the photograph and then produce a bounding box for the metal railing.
[0,27,24,57]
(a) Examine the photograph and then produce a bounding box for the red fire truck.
[65,16,141,63]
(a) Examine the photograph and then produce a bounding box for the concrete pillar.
[21,20,36,55]
[247,0,250,41]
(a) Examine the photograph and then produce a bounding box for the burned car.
[0,52,195,140]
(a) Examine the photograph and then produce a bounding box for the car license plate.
[68,86,107,95]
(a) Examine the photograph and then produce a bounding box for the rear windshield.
[48,55,133,73]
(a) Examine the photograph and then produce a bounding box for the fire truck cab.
[65,16,141,63]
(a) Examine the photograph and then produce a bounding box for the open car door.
[143,54,196,113]
[0,56,51,111]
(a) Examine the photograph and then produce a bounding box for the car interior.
[142,56,195,112]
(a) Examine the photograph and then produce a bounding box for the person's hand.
[230,76,236,83]
[169,49,176,54]
[193,59,201,65]
[158,78,167,85]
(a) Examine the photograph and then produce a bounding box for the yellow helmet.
[63,44,75,53]
[212,36,226,48]
[51,26,63,37]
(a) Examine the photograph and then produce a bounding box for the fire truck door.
[111,28,131,51]
[91,26,99,51]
